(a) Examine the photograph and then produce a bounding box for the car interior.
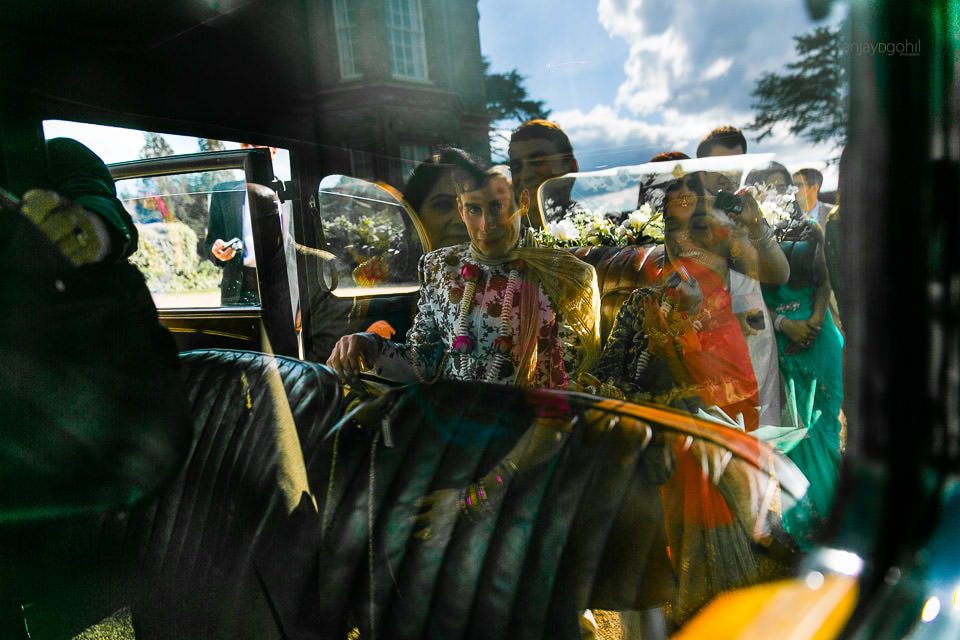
[1,0,958,639]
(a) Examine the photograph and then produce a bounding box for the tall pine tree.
[749,25,847,149]
[484,58,550,161]
[138,132,175,159]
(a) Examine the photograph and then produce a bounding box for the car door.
[108,148,298,356]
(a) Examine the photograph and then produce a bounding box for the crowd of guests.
[4,127,844,635]
[328,120,845,542]
[323,121,846,634]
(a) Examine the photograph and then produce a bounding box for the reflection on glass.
[317,175,425,296]
[537,155,843,550]
[316,382,810,634]
[117,168,251,309]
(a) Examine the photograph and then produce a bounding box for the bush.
[131,222,221,293]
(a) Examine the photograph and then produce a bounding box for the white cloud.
[700,57,733,81]
[553,103,752,165]
[551,103,839,187]
[614,28,691,115]
[540,0,845,182]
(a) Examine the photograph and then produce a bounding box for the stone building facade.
[314,0,491,188]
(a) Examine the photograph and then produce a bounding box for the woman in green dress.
[763,211,844,541]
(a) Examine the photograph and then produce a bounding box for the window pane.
[334,0,361,79]
[317,175,424,297]
[385,0,428,80]
[117,169,256,309]
[399,143,432,183]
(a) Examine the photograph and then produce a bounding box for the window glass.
[32,0,860,631]
[117,169,253,309]
[333,0,362,79]
[349,148,376,181]
[399,142,431,182]
[41,121,295,311]
[318,175,424,297]
[385,0,428,80]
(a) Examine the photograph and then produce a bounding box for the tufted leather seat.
[19,349,342,639]
[568,244,665,344]
[129,349,341,637]
[310,380,675,640]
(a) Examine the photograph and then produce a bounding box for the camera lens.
[715,190,743,215]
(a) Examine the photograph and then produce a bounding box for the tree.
[139,132,175,159]
[749,25,847,149]
[198,138,226,152]
[484,57,550,160]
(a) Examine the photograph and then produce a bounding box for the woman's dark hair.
[744,161,792,188]
[637,171,706,215]
[665,172,705,198]
[401,147,482,213]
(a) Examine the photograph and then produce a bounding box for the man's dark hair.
[695,125,748,158]
[508,119,574,157]
[793,168,824,188]
[649,151,690,163]
[401,147,481,213]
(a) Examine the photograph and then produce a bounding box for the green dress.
[762,219,844,543]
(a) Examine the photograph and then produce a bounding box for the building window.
[349,148,375,180]
[385,0,429,81]
[333,0,361,79]
[400,143,432,182]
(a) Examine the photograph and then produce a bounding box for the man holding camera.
[205,179,260,306]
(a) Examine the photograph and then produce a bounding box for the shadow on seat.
[21,349,341,639]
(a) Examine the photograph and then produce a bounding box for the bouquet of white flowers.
[750,184,799,225]
[535,199,663,248]
[535,205,629,248]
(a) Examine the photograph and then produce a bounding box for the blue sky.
[478,0,846,187]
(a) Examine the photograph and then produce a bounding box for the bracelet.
[458,479,494,521]
[774,315,786,332]
[749,223,775,245]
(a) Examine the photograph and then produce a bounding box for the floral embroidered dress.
[373,243,570,389]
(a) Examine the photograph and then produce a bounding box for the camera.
[714,190,744,216]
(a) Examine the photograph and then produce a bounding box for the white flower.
[759,197,793,225]
[622,202,660,232]
[623,209,647,231]
[548,219,580,242]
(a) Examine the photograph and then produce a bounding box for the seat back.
[131,349,340,637]
[20,349,342,639]
[310,381,675,640]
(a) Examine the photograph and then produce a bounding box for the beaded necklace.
[451,260,525,382]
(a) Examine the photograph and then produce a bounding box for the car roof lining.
[0,0,324,145]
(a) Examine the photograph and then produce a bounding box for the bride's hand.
[641,294,673,357]
[410,488,460,547]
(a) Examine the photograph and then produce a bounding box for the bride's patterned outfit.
[373,243,571,389]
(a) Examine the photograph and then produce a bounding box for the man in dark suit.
[204,180,260,305]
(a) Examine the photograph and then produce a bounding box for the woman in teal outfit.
[763,212,844,542]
